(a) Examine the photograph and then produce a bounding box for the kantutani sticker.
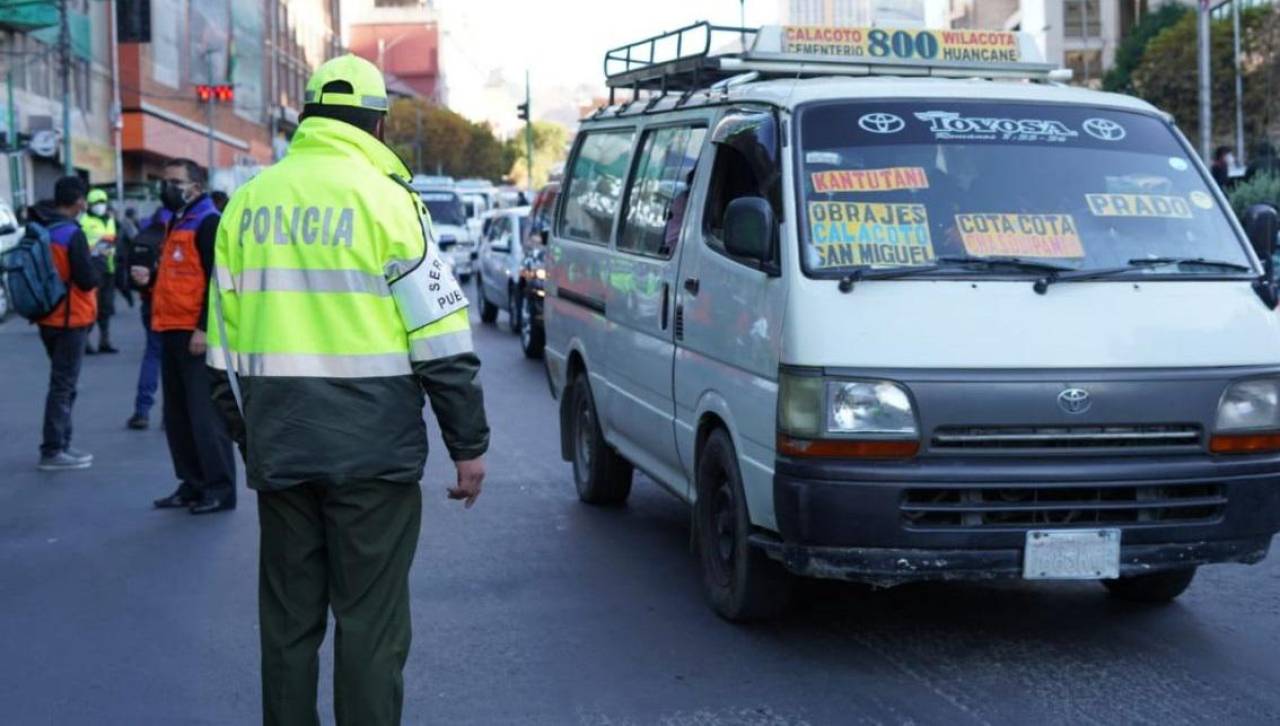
[1085,193,1193,219]
[811,167,929,193]
[808,202,935,268]
[1189,191,1215,210]
[956,213,1084,258]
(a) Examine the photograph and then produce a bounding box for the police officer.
[206,55,489,726]
[81,188,120,354]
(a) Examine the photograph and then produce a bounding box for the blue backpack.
[1,221,68,322]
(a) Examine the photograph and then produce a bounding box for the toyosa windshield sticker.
[811,167,930,193]
[914,111,1078,142]
[956,213,1084,258]
[1169,157,1189,171]
[1085,193,1193,219]
[808,202,935,268]
[1189,191,1215,210]
[858,113,906,134]
[1082,118,1127,141]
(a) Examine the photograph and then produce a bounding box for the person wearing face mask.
[81,189,120,354]
[131,158,236,515]
[1211,146,1234,190]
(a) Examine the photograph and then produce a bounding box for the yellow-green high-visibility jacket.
[206,116,489,491]
[80,213,118,273]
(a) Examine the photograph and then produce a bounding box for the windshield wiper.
[1033,256,1254,294]
[837,255,1074,293]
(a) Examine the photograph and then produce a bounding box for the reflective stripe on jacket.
[39,221,97,328]
[206,115,489,491]
[152,197,218,332]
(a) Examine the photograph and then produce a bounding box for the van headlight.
[778,372,919,458]
[1210,378,1280,454]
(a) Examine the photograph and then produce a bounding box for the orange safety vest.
[38,221,97,329]
[152,196,219,332]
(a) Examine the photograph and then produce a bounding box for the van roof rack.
[603,21,1068,101]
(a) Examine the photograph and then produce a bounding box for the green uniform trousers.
[258,479,423,726]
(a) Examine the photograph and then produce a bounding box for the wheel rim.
[520,296,533,345]
[574,390,594,482]
[704,464,736,587]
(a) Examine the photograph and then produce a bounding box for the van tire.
[569,373,632,505]
[695,428,792,622]
[519,292,544,358]
[476,275,498,324]
[1102,567,1197,603]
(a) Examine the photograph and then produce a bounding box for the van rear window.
[796,101,1251,278]
[560,129,635,245]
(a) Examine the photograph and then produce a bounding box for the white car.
[545,21,1280,620]
[472,206,531,332]
[416,188,476,282]
[0,201,22,322]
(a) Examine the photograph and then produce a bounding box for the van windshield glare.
[796,101,1253,279]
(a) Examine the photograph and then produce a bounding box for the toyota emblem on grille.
[1058,388,1092,414]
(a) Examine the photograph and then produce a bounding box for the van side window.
[618,125,706,258]
[559,129,636,245]
[702,145,762,255]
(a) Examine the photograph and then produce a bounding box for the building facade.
[344,0,442,102]
[0,0,116,208]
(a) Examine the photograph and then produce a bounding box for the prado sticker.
[808,202,935,268]
[811,167,929,193]
[1085,193,1193,219]
[914,111,1077,143]
[956,213,1084,258]
[1189,191,1215,210]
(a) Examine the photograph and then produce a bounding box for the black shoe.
[85,345,98,355]
[126,414,149,430]
[154,487,198,509]
[189,496,235,515]
[99,343,119,354]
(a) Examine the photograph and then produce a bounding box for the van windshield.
[797,101,1252,279]
[421,192,466,227]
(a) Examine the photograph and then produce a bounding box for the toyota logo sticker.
[1082,118,1126,141]
[858,112,905,134]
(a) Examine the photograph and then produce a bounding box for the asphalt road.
[3,307,1280,725]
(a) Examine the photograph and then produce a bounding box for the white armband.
[389,216,469,333]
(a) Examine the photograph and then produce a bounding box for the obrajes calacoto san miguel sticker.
[1085,193,1193,219]
[809,201,935,268]
[956,213,1085,258]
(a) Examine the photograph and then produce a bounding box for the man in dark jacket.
[122,207,172,429]
[31,176,100,471]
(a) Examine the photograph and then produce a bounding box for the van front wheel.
[695,429,792,621]
[569,373,632,505]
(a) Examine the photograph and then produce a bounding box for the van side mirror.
[724,196,773,265]
[1245,204,1279,308]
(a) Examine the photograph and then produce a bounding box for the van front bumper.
[768,454,1280,585]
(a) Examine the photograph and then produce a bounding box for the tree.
[1103,3,1190,94]
[506,121,571,189]
[1129,5,1279,150]
[383,98,516,182]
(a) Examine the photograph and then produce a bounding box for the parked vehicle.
[474,206,531,332]
[414,186,476,282]
[544,22,1280,621]
[517,183,560,358]
[0,201,22,322]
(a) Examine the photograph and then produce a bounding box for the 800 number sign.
[866,29,939,60]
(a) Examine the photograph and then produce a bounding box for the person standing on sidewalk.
[122,207,171,430]
[207,55,488,725]
[32,176,99,471]
[132,159,236,515]
[81,189,119,355]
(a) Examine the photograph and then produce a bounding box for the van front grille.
[931,424,1202,452]
[902,482,1226,529]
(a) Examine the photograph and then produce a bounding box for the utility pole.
[414,102,422,173]
[1197,0,1212,160]
[205,49,216,175]
[1231,0,1245,167]
[523,70,533,193]
[58,0,72,175]
[109,0,124,205]
[8,67,21,211]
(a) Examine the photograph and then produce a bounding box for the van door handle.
[660,282,670,330]
[683,277,700,296]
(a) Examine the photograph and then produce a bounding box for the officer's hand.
[447,457,485,509]
[130,265,150,286]
[189,329,208,356]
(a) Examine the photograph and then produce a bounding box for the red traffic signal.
[196,84,235,103]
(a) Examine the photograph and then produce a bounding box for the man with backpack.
[30,176,99,471]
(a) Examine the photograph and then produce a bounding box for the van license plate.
[1023,529,1120,580]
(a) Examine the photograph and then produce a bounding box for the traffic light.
[196,84,235,103]
[516,102,529,122]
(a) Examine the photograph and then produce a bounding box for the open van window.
[796,101,1254,279]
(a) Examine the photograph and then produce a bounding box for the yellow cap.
[304,54,389,113]
[87,189,108,204]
